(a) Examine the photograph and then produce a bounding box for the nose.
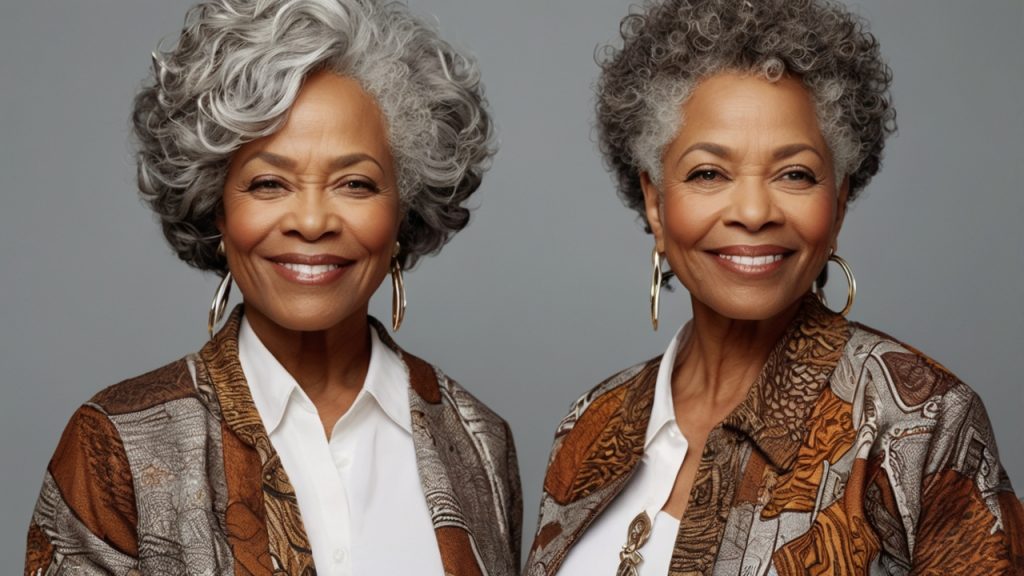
[723,177,783,232]
[282,191,342,241]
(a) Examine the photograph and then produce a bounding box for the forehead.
[677,72,826,148]
[241,71,392,163]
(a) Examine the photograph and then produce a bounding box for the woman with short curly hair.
[26,1,520,574]
[526,1,1022,574]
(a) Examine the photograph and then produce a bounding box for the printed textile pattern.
[26,307,521,576]
[525,296,1024,576]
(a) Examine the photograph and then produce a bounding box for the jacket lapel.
[198,307,315,576]
[527,359,659,574]
[372,323,491,576]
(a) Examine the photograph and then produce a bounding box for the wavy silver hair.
[132,0,494,272]
[596,0,897,228]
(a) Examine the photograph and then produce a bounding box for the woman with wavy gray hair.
[25,0,520,574]
[526,0,1022,574]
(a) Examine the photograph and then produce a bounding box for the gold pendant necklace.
[615,511,653,576]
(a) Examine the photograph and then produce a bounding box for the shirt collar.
[363,324,413,433]
[237,316,413,437]
[644,323,690,449]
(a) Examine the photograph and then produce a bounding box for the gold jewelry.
[814,251,856,316]
[616,512,653,576]
[208,271,233,339]
[650,247,662,331]
[391,241,406,332]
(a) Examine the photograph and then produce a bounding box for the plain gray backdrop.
[2,0,1021,569]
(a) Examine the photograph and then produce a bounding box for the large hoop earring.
[650,247,662,331]
[208,271,233,339]
[391,242,406,332]
[208,240,233,338]
[814,252,856,317]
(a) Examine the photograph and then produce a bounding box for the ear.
[640,172,666,252]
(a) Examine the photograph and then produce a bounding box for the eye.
[782,170,815,182]
[339,179,380,194]
[778,168,819,187]
[685,169,726,183]
[246,178,285,192]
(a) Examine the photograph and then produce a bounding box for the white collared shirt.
[557,326,691,576]
[237,317,444,576]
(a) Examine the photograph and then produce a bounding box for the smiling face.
[219,71,400,333]
[642,72,848,321]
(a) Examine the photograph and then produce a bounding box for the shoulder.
[87,356,198,417]
[841,322,1014,489]
[414,350,512,435]
[553,355,661,439]
[841,322,975,415]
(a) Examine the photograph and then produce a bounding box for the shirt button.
[334,548,347,564]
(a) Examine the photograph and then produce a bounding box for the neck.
[672,295,802,412]
[243,304,373,400]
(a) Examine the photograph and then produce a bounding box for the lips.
[717,253,785,267]
[709,245,793,276]
[268,253,353,284]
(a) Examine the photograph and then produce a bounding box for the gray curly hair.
[596,0,897,227]
[132,0,494,272]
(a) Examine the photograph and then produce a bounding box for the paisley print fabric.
[26,308,521,576]
[526,296,1024,576]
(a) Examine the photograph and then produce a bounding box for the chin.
[253,300,363,334]
[696,288,804,323]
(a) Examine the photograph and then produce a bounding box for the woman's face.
[642,72,847,321]
[219,71,400,333]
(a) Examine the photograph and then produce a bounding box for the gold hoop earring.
[814,252,856,317]
[391,242,406,332]
[208,271,233,339]
[650,247,662,331]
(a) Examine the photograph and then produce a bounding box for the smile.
[269,254,353,285]
[710,246,792,277]
[717,254,785,267]
[279,262,343,279]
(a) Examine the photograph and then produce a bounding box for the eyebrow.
[771,143,825,162]
[245,151,384,173]
[677,142,825,163]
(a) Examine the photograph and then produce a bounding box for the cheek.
[661,193,717,250]
[789,194,839,247]
[221,195,278,251]
[345,198,401,256]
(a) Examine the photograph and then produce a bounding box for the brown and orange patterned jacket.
[526,297,1023,575]
[26,309,522,576]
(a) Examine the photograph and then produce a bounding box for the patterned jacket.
[526,296,1023,575]
[26,309,522,576]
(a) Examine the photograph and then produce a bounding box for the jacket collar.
[545,294,850,506]
[198,306,478,575]
[720,295,851,471]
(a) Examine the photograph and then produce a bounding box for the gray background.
[1,0,1021,569]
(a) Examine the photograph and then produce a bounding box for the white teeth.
[718,254,784,267]
[280,263,341,277]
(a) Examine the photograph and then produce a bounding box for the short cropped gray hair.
[133,0,494,272]
[596,0,897,227]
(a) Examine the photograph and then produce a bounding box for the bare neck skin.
[662,295,801,519]
[672,295,799,414]
[245,304,372,437]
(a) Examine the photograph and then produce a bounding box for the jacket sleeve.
[26,404,139,575]
[910,388,1024,575]
[503,421,523,568]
